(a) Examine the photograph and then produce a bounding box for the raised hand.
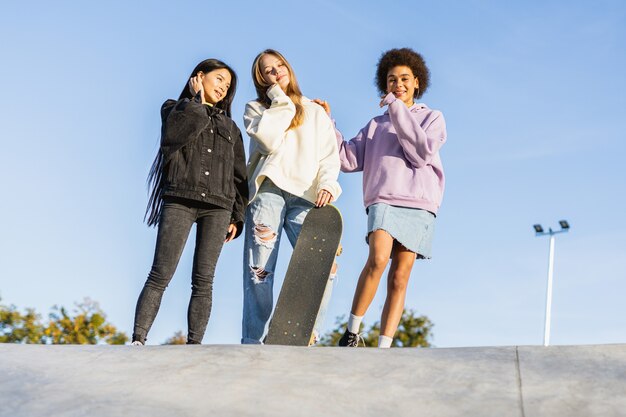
[379,94,387,108]
[188,74,206,104]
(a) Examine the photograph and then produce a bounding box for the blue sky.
[1,0,624,346]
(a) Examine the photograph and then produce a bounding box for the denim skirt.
[366,203,436,259]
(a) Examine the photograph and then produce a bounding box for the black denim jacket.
[158,93,248,237]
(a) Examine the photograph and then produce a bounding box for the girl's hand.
[379,94,388,108]
[225,224,237,243]
[189,74,206,104]
[312,98,331,116]
[315,189,333,207]
[266,83,280,95]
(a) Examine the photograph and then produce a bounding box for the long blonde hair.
[251,49,305,130]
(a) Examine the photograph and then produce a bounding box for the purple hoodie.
[336,93,446,214]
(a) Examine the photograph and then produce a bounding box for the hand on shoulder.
[311,98,331,116]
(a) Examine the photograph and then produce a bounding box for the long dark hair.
[144,59,238,227]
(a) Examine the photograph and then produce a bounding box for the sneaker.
[131,341,144,346]
[338,330,362,347]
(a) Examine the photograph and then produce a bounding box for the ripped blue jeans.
[241,179,335,344]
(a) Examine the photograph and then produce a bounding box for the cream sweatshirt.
[243,84,342,204]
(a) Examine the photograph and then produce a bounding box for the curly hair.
[375,48,430,99]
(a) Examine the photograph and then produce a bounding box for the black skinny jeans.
[133,199,230,344]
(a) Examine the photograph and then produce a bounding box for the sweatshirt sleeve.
[160,92,210,160]
[316,113,342,200]
[385,93,447,168]
[242,85,295,155]
[334,121,368,173]
[230,126,249,239]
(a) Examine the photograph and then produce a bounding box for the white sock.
[347,313,363,333]
[378,335,393,348]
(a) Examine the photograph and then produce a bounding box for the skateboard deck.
[265,204,343,346]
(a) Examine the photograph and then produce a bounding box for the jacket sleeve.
[316,113,342,200]
[334,121,368,173]
[242,85,295,155]
[230,127,249,239]
[160,92,210,160]
[385,93,447,168]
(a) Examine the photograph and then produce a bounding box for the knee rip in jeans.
[253,224,277,249]
[250,266,271,284]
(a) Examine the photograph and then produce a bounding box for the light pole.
[533,220,570,346]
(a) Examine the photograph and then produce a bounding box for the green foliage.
[162,330,187,345]
[44,299,128,344]
[0,297,128,345]
[318,308,433,348]
[0,303,45,343]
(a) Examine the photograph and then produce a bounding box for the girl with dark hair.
[132,59,248,345]
[241,49,341,344]
[321,48,447,348]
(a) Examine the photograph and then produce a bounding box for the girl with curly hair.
[318,48,447,348]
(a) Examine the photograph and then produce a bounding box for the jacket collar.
[206,105,224,116]
[192,91,225,116]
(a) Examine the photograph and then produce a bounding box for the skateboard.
[265,204,343,346]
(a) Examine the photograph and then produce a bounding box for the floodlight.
[533,219,571,346]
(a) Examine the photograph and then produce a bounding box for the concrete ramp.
[0,344,624,417]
